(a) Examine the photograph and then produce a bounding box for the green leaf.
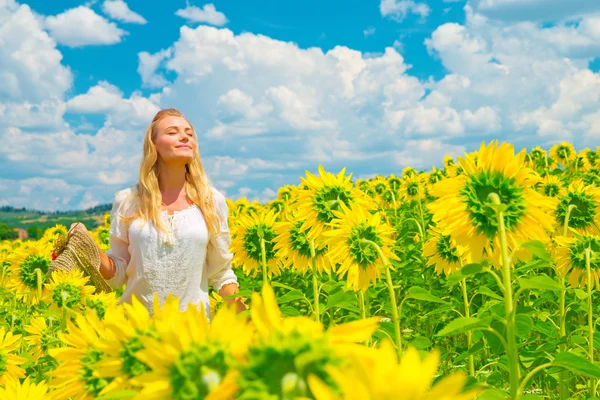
[520,240,551,262]
[572,288,589,300]
[277,289,306,304]
[436,317,489,337]
[515,314,533,338]
[477,286,503,301]
[554,352,600,379]
[517,275,563,291]
[476,389,508,400]
[404,286,446,304]
[460,263,483,276]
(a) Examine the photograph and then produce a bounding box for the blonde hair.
[118,108,221,238]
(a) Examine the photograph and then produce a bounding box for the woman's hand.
[219,282,248,315]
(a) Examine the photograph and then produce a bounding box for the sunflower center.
[461,171,526,238]
[407,181,420,196]
[81,349,109,396]
[429,171,444,184]
[168,343,230,400]
[86,298,108,320]
[19,255,50,289]
[568,236,600,270]
[348,224,382,268]
[241,331,333,398]
[388,178,401,191]
[435,235,460,264]
[382,189,397,203]
[243,225,277,262]
[586,151,599,165]
[556,192,595,229]
[313,186,354,224]
[557,146,572,161]
[52,283,81,309]
[120,335,151,377]
[544,183,560,197]
[374,183,387,194]
[289,222,327,259]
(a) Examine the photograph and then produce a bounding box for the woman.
[71,108,246,319]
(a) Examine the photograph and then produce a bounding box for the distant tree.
[0,223,18,240]
[27,225,45,240]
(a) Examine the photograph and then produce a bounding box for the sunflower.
[273,212,332,276]
[356,179,377,198]
[322,201,399,291]
[371,176,388,196]
[428,141,556,267]
[426,167,445,185]
[0,326,26,385]
[550,142,576,167]
[400,175,426,203]
[93,296,155,397]
[47,309,115,399]
[529,146,547,161]
[307,341,478,400]
[5,243,52,304]
[39,224,68,247]
[554,233,600,289]
[230,207,282,279]
[238,282,380,399]
[130,294,253,400]
[0,377,56,400]
[423,226,471,276]
[24,316,61,363]
[92,225,110,253]
[402,166,418,178]
[85,291,120,320]
[554,179,600,235]
[277,185,298,203]
[537,175,564,198]
[295,165,377,244]
[45,269,96,313]
[388,174,402,191]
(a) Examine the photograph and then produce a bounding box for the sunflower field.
[3,140,600,399]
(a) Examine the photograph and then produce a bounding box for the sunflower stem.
[586,247,596,397]
[488,193,520,400]
[390,191,398,223]
[460,278,475,377]
[360,238,402,358]
[36,268,43,301]
[260,237,268,286]
[559,204,576,399]
[309,240,320,323]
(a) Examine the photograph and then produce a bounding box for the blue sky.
[2,0,600,211]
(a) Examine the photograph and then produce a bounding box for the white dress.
[104,184,239,320]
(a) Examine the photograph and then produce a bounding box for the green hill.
[0,203,112,240]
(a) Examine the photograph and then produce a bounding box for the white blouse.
[104,184,239,320]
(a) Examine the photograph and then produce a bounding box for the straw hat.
[48,222,112,294]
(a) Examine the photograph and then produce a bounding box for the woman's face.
[154,116,197,165]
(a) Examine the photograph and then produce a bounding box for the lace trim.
[161,203,198,217]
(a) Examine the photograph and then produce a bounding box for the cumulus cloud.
[380,0,430,22]
[44,6,127,47]
[470,0,600,23]
[175,4,228,26]
[101,0,147,24]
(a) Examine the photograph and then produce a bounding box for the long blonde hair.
[118,108,221,238]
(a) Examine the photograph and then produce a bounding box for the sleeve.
[104,189,132,288]
[206,188,239,293]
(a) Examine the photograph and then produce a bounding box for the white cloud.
[0,0,72,102]
[101,0,147,24]
[380,0,431,22]
[470,0,600,22]
[175,4,228,26]
[44,6,127,47]
[66,81,160,127]
[138,48,172,88]
[363,27,376,37]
